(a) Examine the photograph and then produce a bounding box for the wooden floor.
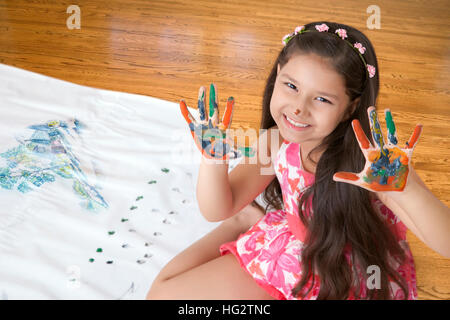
[1,0,449,300]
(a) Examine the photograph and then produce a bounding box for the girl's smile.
[282,113,311,131]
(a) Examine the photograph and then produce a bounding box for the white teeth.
[285,114,309,127]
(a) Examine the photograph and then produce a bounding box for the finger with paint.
[333,106,423,192]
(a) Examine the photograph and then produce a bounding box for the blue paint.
[0,119,108,211]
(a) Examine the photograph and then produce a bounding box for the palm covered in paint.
[180,83,255,161]
[333,106,423,192]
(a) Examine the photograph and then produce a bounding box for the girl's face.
[270,53,357,152]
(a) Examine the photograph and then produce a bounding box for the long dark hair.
[250,21,409,299]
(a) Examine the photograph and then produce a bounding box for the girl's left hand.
[333,106,423,193]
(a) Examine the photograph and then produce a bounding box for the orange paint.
[222,97,234,128]
[180,100,193,124]
[368,150,380,162]
[353,119,370,149]
[335,172,359,181]
[406,124,422,149]
[389,147,409,165]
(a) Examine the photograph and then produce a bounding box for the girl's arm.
[197,127,276,222]
[333,108,450,258]
[382,166,450,258]
[196,156,233,222]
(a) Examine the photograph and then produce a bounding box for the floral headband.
[282,24,376,79]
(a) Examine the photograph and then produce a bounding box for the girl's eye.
[284,82,332,104]
[285,82,297,90]
[316,97,331,104]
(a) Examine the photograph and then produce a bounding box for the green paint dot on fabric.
[148,180,157,184]
[89,258,95,263]
[108,231,115,235]
[161,168,169,173]
[130,206,137,210]
[96,248,103,253]
[121,218,129,222]
[106,261,113,264]
[136,196,143,201]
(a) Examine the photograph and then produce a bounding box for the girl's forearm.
[388,167,450,258]
[196,156,233,222]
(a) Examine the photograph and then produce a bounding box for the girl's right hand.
[180,83,246,161]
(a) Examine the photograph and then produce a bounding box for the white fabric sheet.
[0,63,250,299]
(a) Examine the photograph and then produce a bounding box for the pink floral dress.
[219,139,418,300]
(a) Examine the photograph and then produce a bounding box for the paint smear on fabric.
[0,119,108,212]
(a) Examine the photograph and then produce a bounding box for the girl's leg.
[147,252,274,300]
[146,204,269,299]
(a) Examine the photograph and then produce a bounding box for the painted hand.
[333,106,423,192]
[180,83,255,161]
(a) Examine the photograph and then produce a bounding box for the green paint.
[108,231,115,235]
[121,218,129,222]
[209,83,216,118]
[238,146,256,158]
[148,180,157,184]
[89,258,95,263]
[96,248,103,253]
[385,110,396,135]
[136,195,143,201]
[130,205,137,210]
[203,130,226,139]
[161,168,169,173]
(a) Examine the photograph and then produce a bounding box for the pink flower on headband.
[335,28,347,40]
[315,23,329,32]
[294,25,305,34]
[354,42,366,54]
[282,33,293,45]
[367,64,376,78]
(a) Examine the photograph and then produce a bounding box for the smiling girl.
[148,21,450,300]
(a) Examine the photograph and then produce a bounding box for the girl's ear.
[342,97,360,122]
